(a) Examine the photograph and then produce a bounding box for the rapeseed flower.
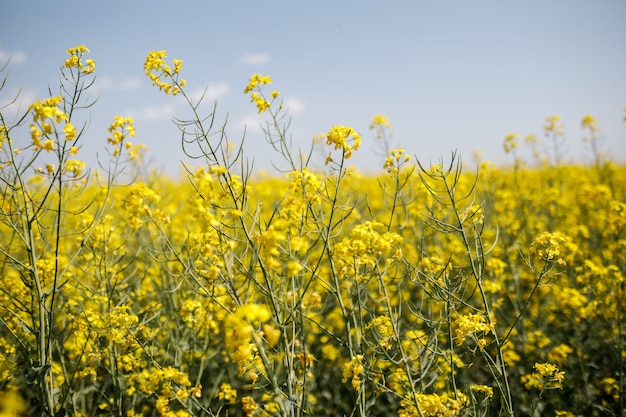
[243,73,277,113]
[216,383,237,404]
[28,96,70,150]
[530,231,570,265]
[503,132,520,154]
[544,114,564,136]
[63,45,95,74]
[144,50,186,95]
[581,114,600,132]
[342,354,365,390]
[521,362,565,390]
[325,125,361,162]
[470,384,494,398]
[370,114,391,140]
[383,148,410,173]
[243,73,272,93]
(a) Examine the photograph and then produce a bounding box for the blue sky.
[2,1,625,177]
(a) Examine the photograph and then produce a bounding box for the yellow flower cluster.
[0,125,7,151]
[544,114,564,136]
[370,114,391,140]
[119,182,162,231]
[144,50,186,95]
[129,366,198,417]
[399,392,469,417]
[453,312,494,348]
[530,231,570,265]
[581,114,600,132]
[243,73,272,94]
[243,73,279,113]
[107,115,140,158]
[342,354,365,390]
[215,382,237,404]
[107,116,135,146]
[370,114,391,130]
[325,125,361,163]
[241,396,258,417]
[63,44,95,74]
[64,159,85,177]
[470,384,494,398]
[28,96,76,150]
[521,362,565,390]
[366,315,395,350]
[502,132,520,154]
[223,303,278,381]
[383,148,411,173]
[334,221,403,281]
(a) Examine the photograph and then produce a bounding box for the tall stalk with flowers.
[0,45,149,417]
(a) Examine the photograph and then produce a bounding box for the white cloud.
[119,77,142,91]
[283,96,306,116]
[237,113,265,134]
[94,75,114,93]
[0,49,26,65]
[94,75,141,93]
[134,104,176,121]
[189,82,230,103]
[241,53,270,66]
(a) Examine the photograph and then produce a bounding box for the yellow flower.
[581,114,600,132]
[144,50,185,95]
[383,148,410,173]
[250,92,270,113]
[107,116,135,146]
[530,231,570,265]
[548,344,573,365]
[243,74,277,113]
[64,122,77,141]
[216,383,237,404]
[29,96,66,123]
[155,397,170,414]
[524,133,539,144]
[522,362,565,391]
[82,58,96,74]
[366,316,395,350]
[429,163,443,174]
[325,125,361,162]
[242,396,258,417]
[125,142,148,160]
[262,323,281,347]
[503,132,520,154]
[370,114,391,130]
[66,45,90,55]
[454,313,494,346]
[544,114,564,136]
[470,384,494,398]
[0,391,27,416]
[172,59,183,74]
[342,354,365,391]
[42,139,55,152]
[534,362,565,384]
[555,412,579,417]
[63,45,95,74]
[243,73,272,94]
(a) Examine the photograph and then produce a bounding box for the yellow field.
[0,46,624,417]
